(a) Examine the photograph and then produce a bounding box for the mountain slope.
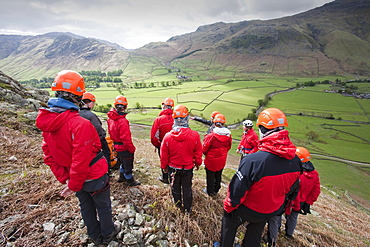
[0,33,131,80]
[0,0,369,80]
[135,0,370,77]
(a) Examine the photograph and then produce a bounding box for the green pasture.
[267,86,370,164]
[348,82,370,93]
[86,73,370,206]
[271,89,370,122]
[285,115,370,163]
[313,158,370,203]
[71,74,370,165]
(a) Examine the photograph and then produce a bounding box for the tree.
[306,130,319,142]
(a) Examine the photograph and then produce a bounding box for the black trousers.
[117,151,134,179]
[156,146,169,182]
[220,206,270,247]
[205,167,223,195]
[76,174,114,242]
[168,167,193,212]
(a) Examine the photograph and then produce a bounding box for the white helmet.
[243,120,253,127]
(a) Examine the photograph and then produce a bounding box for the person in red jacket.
[150,97,175,184]
[202,113,232,196]
[218,108,302,247]
[107,95,140,186]
[35,70,118,245]
[160,105,202,213]
[267,146,320,246]
[191,110,220,134]
[236,119,258,158]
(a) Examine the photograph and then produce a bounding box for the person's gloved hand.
[300,202,311,215]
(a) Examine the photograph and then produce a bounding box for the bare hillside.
[1,122,370,247]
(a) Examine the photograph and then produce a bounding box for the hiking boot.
[117,173,126,183]
[125,178,141,186]
[158,176,169,184]
[89,236,103,246]
[102,222,121,245]
[285,233,293,239]
[202,188,216,197]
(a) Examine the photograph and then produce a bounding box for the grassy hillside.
[87,73,370,209]
[1,68,370,246]
[1,123,369,246]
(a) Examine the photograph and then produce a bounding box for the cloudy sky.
[1,0,333,49]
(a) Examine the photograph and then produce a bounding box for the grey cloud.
[200,0,246,17]
[0,0,333,49]
[245,0,332,18]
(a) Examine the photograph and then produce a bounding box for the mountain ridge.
[0,0,369,80]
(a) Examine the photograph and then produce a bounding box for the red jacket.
[160,127,202,170]
[292,163,321,210]
[203,127,232,171]
[36,109,108,192]
[150,108,173,147]
[107,109,136,153]
[224,130,302,216]
[237,128,259,154]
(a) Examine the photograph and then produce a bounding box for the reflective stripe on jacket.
[237,128,259,154]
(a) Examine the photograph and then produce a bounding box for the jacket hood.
[36,109,79,132]
[302,161,315,172]
[159,108,173,116]
[48,98,79,110]
[213,127,231,136]
[258,129,296,159]
[169,127,192,142]
[107,108,127,120]
[302,163,317,179]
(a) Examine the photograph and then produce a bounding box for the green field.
[87,73,370,204]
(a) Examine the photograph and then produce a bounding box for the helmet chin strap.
[80,101,93,109]
[55,91,81,105]
[259,126,284,139]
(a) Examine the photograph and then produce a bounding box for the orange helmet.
[213,113,226,123]
[82,92,96,102]
[172,105,189,118]
[114,95,128,106]
[256,108,288,129]
[51,70,85,96]
[162,97,174,107]
[211,111,220,119]
[296,146,311,162]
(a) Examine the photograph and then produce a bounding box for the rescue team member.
[219,108,302,247]
[160,105,202,213]
[236,119,259,159]
[150,97,175,184]
[107,95,140,186]
[36,70,119,245]
[202,113,232,196]
[267,147,320,246]
[79,92,111,171]
[191,110,220,134]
